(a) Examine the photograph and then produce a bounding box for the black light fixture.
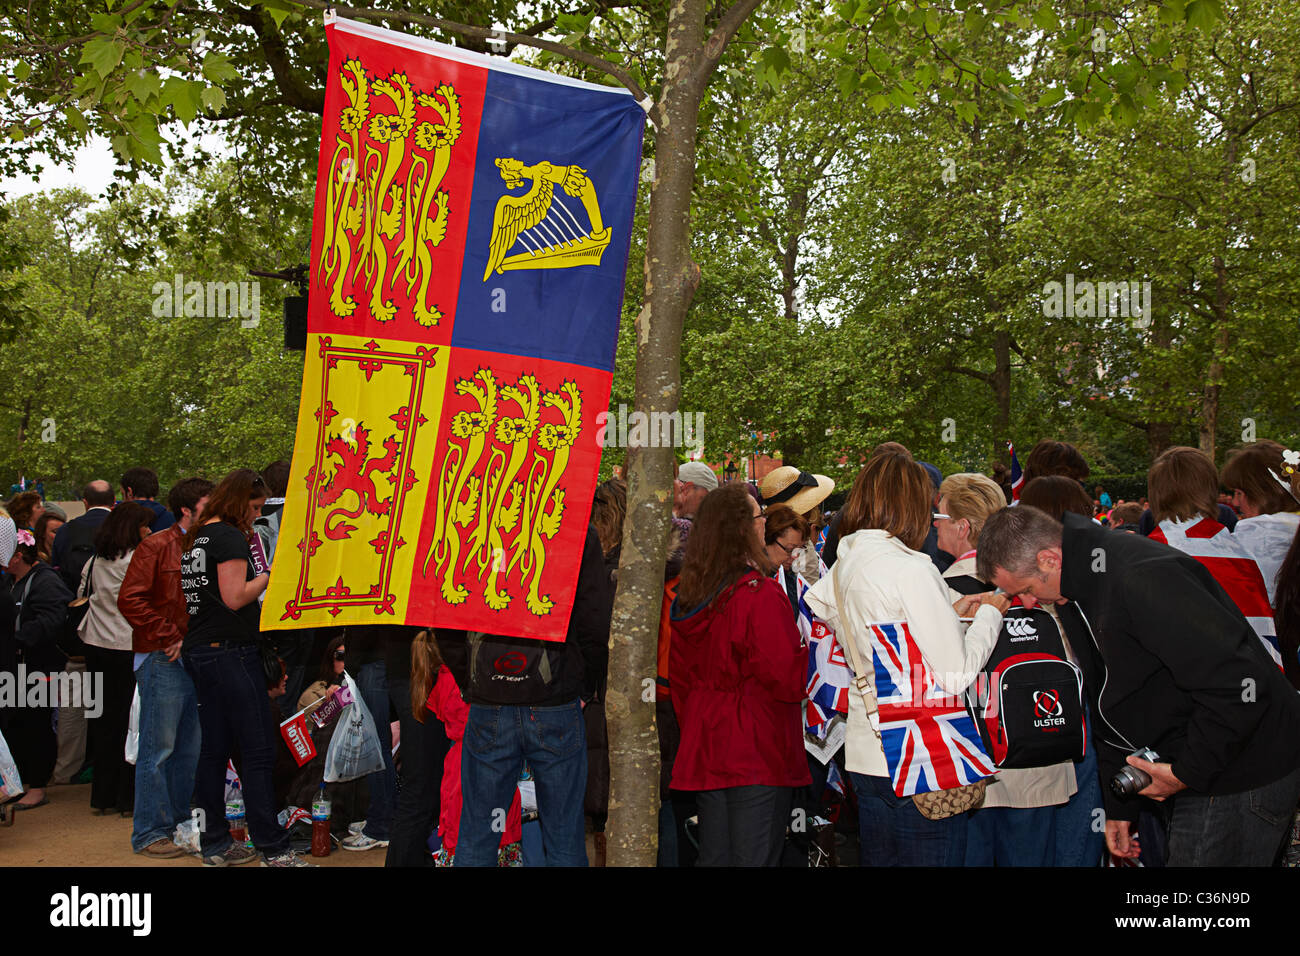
[283,293,308,350]
[249,264,310,351]
[722,459,738,483]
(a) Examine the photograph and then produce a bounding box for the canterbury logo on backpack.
[964,605,1086,769]
[1005,617,1037,639]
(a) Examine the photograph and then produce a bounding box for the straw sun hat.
[758,466,834,515]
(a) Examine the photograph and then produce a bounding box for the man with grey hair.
[976,505,1300,866]
[672,462,717,520]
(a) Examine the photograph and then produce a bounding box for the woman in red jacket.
[669,482,811,866]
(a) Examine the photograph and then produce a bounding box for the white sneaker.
[340,832,389,851]
[348,820,366,835]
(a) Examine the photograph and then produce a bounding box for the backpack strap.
[466,631,484,694]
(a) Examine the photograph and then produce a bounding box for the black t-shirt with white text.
[182,521,261,650]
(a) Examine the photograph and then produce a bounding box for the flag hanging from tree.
[262,16,645,640]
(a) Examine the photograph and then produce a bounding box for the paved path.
[0,783,385,867]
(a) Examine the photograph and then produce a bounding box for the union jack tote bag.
[867,620,996,798]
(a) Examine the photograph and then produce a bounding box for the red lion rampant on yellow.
[318,422,401,540]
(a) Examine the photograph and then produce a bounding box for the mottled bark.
[605,0,762,866]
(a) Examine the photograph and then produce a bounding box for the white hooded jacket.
[803,529,1003,777]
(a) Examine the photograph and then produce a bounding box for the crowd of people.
[1,435,1298,867]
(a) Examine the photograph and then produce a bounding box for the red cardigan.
[669,571,811,791]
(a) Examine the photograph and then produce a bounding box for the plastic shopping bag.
[323,673,386,783]
[0,727,23,800]
[173,816,201,854]
[124,687,140,765]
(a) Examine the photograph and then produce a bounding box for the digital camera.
[1109,746,1160,799]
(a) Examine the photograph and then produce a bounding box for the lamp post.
[722,459,738,483]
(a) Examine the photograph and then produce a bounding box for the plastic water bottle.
[311,784,331,858]
[226,786,248,847]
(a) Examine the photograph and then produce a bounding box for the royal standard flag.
[263,16,645,640]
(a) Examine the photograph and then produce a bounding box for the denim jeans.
[354,658,396,841]
[455,700,587,867]
[1053,707,1107,867]
[850,771,968,866]
[183,643,290,857]
[1165,765,1300,866]
[131,652,201,852]
[965,805,1056,866]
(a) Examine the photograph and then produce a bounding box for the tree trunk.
[991,330,1011,463]
[605,0,710,867]
[15,396,30,479]
[1199,254,1230,460]
[778,186,808,322]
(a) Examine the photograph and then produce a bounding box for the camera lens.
[1109,765,1153,799]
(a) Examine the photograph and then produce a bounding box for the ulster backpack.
[964,604,1086,769]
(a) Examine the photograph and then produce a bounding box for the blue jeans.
[183,644,290,857]
[354,658,396,841]
[455,700,588,867]
[1053,709,1107,867]
[965,805,1056,866]
[851,772,968,866]
[131,652,201,852]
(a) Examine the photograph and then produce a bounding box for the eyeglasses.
[933,512,951,521]
[775,539,802,555]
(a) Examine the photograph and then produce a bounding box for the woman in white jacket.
[79,501,155,816]
[804,452,1007,866]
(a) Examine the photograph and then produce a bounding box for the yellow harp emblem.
[483,159,611,280]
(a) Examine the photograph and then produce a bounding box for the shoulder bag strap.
[831,566,881,738]
[15,569,37,633]
[82,553,97,599]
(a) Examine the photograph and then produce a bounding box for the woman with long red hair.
[668,482,810,866]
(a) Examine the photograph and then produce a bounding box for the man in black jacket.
[439,524,611,866]
[978,507,1300,866]
[51,480,115,592]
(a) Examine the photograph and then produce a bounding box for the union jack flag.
[869,620,995,797]
[1008,442,1024,502]
[805,616,850,733]
[784,567,850,735]
[1151,517,1283,669]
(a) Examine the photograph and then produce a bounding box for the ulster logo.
[1032,688,1067,728]
[484,158,611,279]
[1033,690,1062,718]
